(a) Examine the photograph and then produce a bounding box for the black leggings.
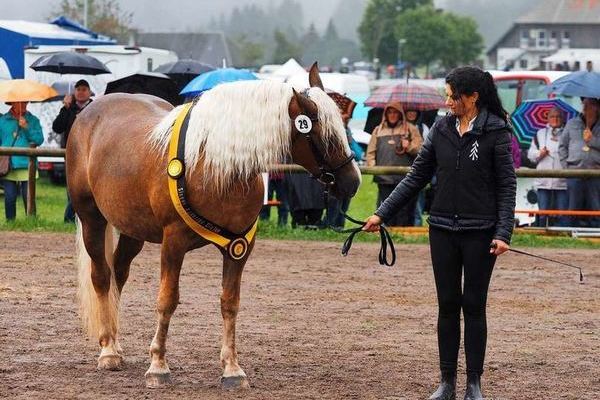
[429,227,496,375]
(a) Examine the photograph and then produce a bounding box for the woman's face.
[386,108,401,125]
[406,110,418,122]
[445,84,478,117]
[11,102,28,116]
[547,111,563,128]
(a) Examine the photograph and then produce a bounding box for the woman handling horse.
[363,66,516,400]
[67,64,361,389]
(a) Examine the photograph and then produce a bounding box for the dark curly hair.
[445,66,507,122]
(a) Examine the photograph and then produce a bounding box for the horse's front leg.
[220,244,253,390]
[144,232,185,388]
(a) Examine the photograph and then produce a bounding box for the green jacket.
[0,112,44,170]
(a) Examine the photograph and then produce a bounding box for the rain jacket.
[558,115,600,169]
[366,101,422,185]
[375,108,517,244]
[527,126,567,190]
[0,111,44,170]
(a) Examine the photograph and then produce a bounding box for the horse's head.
[288,63,361,199]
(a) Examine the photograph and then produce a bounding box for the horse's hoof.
[97,354,123,371]
[221,375,250,390]
[145,372,172,389]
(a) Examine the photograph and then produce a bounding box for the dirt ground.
[0,232,598,400]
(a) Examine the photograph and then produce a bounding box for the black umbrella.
[154,59,215,90]
[30,52,111,75]
[104,72,180,105]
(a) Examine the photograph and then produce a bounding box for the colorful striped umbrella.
[364,82,446,110]
[511,99,578,145]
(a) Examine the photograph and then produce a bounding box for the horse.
[67,64,361,389]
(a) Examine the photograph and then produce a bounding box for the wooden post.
[27,143,36,217]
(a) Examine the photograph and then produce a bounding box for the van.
[21,45,177,183]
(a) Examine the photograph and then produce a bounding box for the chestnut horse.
[67,65,361,389]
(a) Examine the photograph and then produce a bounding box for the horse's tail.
[76,218,120,339]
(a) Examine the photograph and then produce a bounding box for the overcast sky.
[1,0,529,46]
[1,0,343,32]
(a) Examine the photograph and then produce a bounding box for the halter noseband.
[293,90,355,185]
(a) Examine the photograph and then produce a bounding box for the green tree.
[439,13,484,69]
[51,0,134,42]
[272,29,302,64]
[358,0,432,64]
[395,6,484,75]
[230,34,265,68]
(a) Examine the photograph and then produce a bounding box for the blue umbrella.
[180,68,257,96]
[547,71,600,98]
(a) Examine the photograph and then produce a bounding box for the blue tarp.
[0,17,115,79]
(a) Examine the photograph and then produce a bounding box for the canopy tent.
[0,18,115,79]
[272,58,306,77]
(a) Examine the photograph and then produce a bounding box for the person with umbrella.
[366,101,422,226]
[362,66,516,400]
[526,107,569,227]
[559,97,600,227]
[0,101,44,221]
[52,79,93,223]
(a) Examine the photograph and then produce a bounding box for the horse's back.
[67,94,173,241]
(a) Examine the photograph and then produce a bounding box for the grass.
[0,175,596,249]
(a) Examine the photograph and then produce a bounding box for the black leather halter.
[292,91,355,185]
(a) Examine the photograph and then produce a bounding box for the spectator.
[559,98,600,227]
[366,102,422,226]
[527,107,568,227]
[405,108,430,226]
[0,102,44,221]
[510,133,522,168]
[324,112,363,229]
[259,170,289,227]
[52,79,93,223]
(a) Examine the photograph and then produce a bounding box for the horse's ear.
[308,62,324,90]
[290,88,317,118]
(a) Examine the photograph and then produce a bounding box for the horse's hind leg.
[77,213,123,370]
[145,230,185,388]
[220,243,254,390]
[111,234,144,355]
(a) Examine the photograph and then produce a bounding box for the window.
[520,59,528,69]
[551,31,557,39]
[537,30,547,47]
[521,30,529,39]
[563,31,570,39]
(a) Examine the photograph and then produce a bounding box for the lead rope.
[322,186,396,267]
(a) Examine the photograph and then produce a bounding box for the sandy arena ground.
[0,232,598,399]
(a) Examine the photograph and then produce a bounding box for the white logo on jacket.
[469,140,479,161]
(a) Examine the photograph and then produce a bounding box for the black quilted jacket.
[375,108,517,244]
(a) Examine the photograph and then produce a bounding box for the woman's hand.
[490,239,509,256]
[18,116,28,129]
[362,214,383,232]
[401,138,410,149]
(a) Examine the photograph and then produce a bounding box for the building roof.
[0,19,112,42]
[517,0,600,24]
[136,32,231,68]
[487,0,600,55]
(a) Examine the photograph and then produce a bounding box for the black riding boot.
[464,373,483,400]
[428,371,456,400]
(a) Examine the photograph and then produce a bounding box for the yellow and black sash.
[167,103,258,260]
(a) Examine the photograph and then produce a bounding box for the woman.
[0,102,44,221]
[366,102,422,226]
[363,67,516,400]
[527,107,568,227]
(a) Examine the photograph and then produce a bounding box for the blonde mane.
[148,80,349,193]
